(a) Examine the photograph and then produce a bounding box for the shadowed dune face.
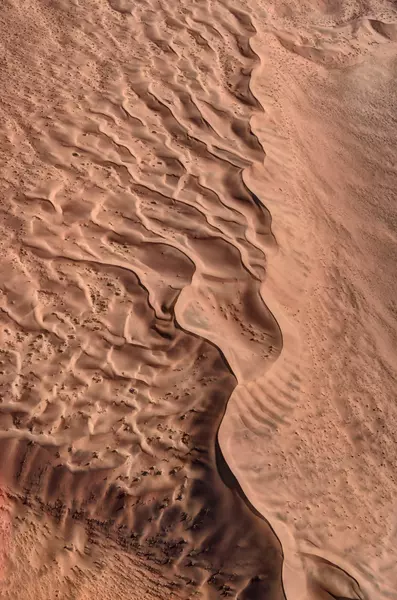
[0,0,284,598]
[220,2,397,600]
[2,0,397,599]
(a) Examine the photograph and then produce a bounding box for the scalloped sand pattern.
[1,0,397,599]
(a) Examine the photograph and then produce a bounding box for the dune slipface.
[2,0,397,599]
[0,0,285,599]
[220,1,397,599]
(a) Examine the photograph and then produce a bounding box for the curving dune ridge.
[0,1,284,599]
[1,0,397,599]
[221,2,397,599]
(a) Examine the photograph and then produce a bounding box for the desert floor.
[0,1,397,599]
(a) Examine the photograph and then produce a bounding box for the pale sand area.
[0,0,397,599]
[221,1,397,599]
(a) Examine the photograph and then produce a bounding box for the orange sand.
[1,1,397,599]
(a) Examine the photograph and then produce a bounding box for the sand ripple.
[0,1,283,598]
[2,1,397,599]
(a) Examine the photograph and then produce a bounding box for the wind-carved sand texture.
[220,2,397,600]
[1,0,397,599]
[0,1,284,599]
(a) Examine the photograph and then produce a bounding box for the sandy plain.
[0,0,397,599]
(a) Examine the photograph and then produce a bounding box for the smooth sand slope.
[1,0,397,599]
[0,1,283,599]
[221,1,397,599]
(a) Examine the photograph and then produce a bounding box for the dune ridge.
[220,2,397,599]
[0,0,287,598]
[1,0,397,599]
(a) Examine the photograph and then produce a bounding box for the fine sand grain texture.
[0,0,284,599]
[220,1,397,599]
[1,0,397,599]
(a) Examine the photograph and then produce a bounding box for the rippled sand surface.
[1,1,397,599]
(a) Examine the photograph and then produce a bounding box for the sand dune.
[1,0,397,598]
[0,1,283,598]
[221,2,397,599]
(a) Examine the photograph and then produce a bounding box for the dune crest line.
[4,0,396,598]
[219,3,397,600]
[0,0,288,598]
